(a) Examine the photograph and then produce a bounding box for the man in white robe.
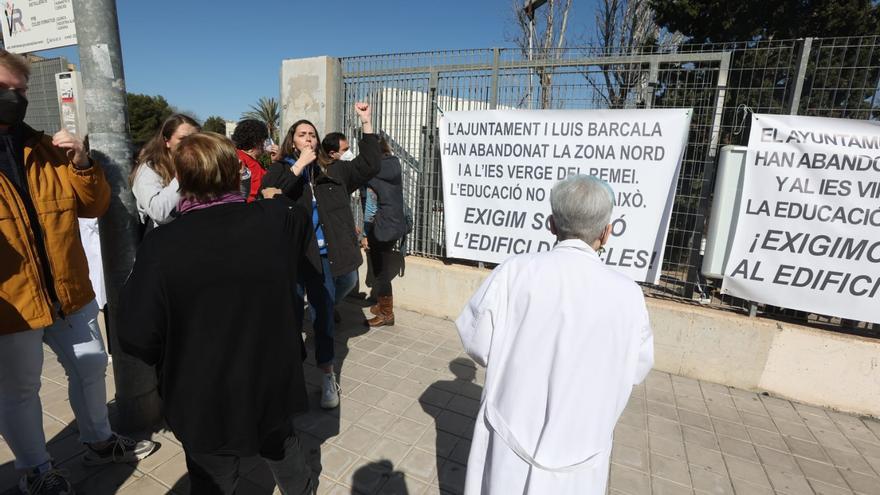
[456,174,654,495]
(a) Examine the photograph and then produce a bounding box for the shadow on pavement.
[350,459,409,494]
[420,358,482,495]
[0,405,163,495]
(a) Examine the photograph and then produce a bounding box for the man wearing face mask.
[321,132,359,318]
[322,131,356,163]
[0,50,157,495]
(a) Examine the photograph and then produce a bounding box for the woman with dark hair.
[260,102,380,410]
[131,114,200,228]
[118,132,316,494]
[231,118,279,202]
[365,136,407,327]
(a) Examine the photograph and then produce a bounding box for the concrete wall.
[280,56,342,139]
[364,257,880,418]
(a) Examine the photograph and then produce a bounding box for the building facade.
[24,56,75,135]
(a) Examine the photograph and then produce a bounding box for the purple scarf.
[177,192,245,215]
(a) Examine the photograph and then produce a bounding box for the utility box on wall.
[702,145,748,279]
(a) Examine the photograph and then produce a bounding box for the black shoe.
[19,466,74,495]
[82,434,159,465]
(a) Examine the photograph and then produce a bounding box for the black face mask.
[0,88,28,126]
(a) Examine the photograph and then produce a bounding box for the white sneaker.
[320,372,340,409]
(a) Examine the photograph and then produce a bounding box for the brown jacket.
[0,125,110,335]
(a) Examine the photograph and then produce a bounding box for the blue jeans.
[334,270,358,303]
[298,268,358,325]
[0,300,113,469]
[298,256,338,367]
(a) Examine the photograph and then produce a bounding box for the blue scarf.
[287,158,327,255]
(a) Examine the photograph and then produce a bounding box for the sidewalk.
[2,303,879,494]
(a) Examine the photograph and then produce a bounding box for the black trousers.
[367,233,398,298]
[184,420,311,494]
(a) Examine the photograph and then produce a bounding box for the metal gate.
[338,37,880,335]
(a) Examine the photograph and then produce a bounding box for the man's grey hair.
[550,174,615,244]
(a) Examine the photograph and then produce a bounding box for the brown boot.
[369,303,380,315]
[367,296,394,327]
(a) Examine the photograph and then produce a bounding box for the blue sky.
[37,0,598,122]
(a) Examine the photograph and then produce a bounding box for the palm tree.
[241,97,280,142]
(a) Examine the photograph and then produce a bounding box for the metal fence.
[339,36,880,337]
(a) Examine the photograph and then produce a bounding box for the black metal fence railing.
[340,37,880,338]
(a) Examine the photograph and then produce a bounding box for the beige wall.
[280,56,342,140]
[363,257,880,418]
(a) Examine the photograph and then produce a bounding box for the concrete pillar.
[280,56,343,140]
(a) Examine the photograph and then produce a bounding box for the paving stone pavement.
[2,302,880,494]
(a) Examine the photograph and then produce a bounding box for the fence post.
[707,52,731,160]
[420,70,442,256]
[788,38,814,115]
[685,51,731,300]
[643,58,660,108]
[490,48,500,110]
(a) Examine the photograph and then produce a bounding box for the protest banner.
[722,114,880,323]
[439,109,692,283]
[1,0,77,53]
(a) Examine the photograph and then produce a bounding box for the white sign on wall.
[1,0,77,53]
[439,109,693,283]
[722,114,880,323]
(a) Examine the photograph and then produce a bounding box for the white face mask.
[339,149,355,161]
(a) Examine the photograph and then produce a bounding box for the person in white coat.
[130,114,200,230]
[456,174,655,495]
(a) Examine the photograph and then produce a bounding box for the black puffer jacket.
[260,134,381,277]
[369,155,407,242]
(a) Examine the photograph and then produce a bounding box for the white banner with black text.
[439,109,692,283]
[723,114,880,323]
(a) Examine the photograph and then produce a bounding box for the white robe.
[456,239,654,495]
[78,218,106,308]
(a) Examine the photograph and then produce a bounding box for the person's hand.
[52,129,89,168]
[292,147,316,175]
[268,144,281,162]
[355,102,371,123]
[360,237,369,250]
[262,187,282,199]
[355,102,373,134]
